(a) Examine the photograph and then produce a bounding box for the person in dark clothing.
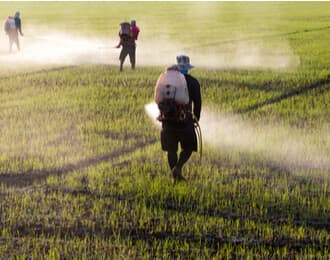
[6,11,24,52]
[116,20,140,71]
[160,55,202,182]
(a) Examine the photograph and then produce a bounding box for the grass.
[0,2,329,258]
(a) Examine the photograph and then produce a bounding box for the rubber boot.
[171,166,186,183]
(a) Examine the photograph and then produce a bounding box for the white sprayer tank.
[154,69,189,105]
[5,17,16,31]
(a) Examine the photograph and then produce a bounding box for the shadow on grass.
[236,76,330,113]
[10,214,328,255]
[0,65,78,82]
[0,138,158,187]
[201,74,330,113]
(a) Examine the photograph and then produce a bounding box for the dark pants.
[119,46,136,71]
[161,123,197,170]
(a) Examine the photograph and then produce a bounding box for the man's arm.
[193,79,202,121]
[116,33,122,48]
[15,18,23,36]
[186,75,201,121]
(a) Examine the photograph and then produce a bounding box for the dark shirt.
[185,73,202,121]
[119,34,134,48]
[14,17,23,35]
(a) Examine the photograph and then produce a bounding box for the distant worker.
[130,19,140,50]
[4,11,24,52]
[116,20,140,71]
[154,55,202,183]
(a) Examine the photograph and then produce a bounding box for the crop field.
[0,2,329,258]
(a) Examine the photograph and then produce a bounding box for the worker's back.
[4,17,16,33]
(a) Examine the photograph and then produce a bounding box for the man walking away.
[158,55,202,183]
[5,11,24,52]
[116,20,139,71]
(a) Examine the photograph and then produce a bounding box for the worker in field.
[116,20,140,71]
[4,11,24,52]
[155,55,202,183]
[130,19,140,51]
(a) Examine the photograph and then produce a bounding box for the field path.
[0,65,78,82]
[236,75,330,113]
[0,138,158,188]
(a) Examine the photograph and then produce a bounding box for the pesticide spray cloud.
[137,36,300,70]
[0,29,120,66]
[200,109,329,171]
[172,2,300,70]
[0,25,299,69]
[145,102,329,171]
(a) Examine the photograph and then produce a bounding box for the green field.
[0,2,329,258]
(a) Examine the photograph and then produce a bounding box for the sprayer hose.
[193,116,203,164]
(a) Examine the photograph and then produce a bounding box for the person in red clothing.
[129,20,140,70]
[116,20,140,71]
[130,20,140,46]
